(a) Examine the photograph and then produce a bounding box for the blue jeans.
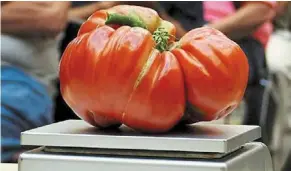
[1,65,54,162]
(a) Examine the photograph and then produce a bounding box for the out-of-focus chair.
[263,30,291,170]
[260,71,290,171]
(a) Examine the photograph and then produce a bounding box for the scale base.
[19,142,273,171]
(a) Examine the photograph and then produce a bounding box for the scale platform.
[18,120,274,171]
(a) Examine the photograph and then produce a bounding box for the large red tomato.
[59,5,249,133]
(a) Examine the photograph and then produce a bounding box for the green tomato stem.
[105,13,147,29]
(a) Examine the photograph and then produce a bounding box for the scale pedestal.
[18,120,274,171]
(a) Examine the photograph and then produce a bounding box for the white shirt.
[1,33,63,98]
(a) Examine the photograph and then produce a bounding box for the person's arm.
[273,1,290,20]
[67,1,168,21]
[1,2,71,37]
[68,2,119,20]
[207,2,276,40]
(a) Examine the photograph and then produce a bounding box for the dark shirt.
[71,1,95,8]
[159,2,206,30]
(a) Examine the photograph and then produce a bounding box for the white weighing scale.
[18,120,274,171]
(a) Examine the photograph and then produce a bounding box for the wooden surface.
[0,163,18,171]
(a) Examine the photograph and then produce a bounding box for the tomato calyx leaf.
[153,27,170,52]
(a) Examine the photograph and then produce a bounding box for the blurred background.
[1,1,291,171]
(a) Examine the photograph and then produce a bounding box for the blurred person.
[266,3,291,171]
[266,2,291,126]
[267,2,291,75]
[1,1,70,162]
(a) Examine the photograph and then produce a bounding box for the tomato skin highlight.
[59,5,249,132]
